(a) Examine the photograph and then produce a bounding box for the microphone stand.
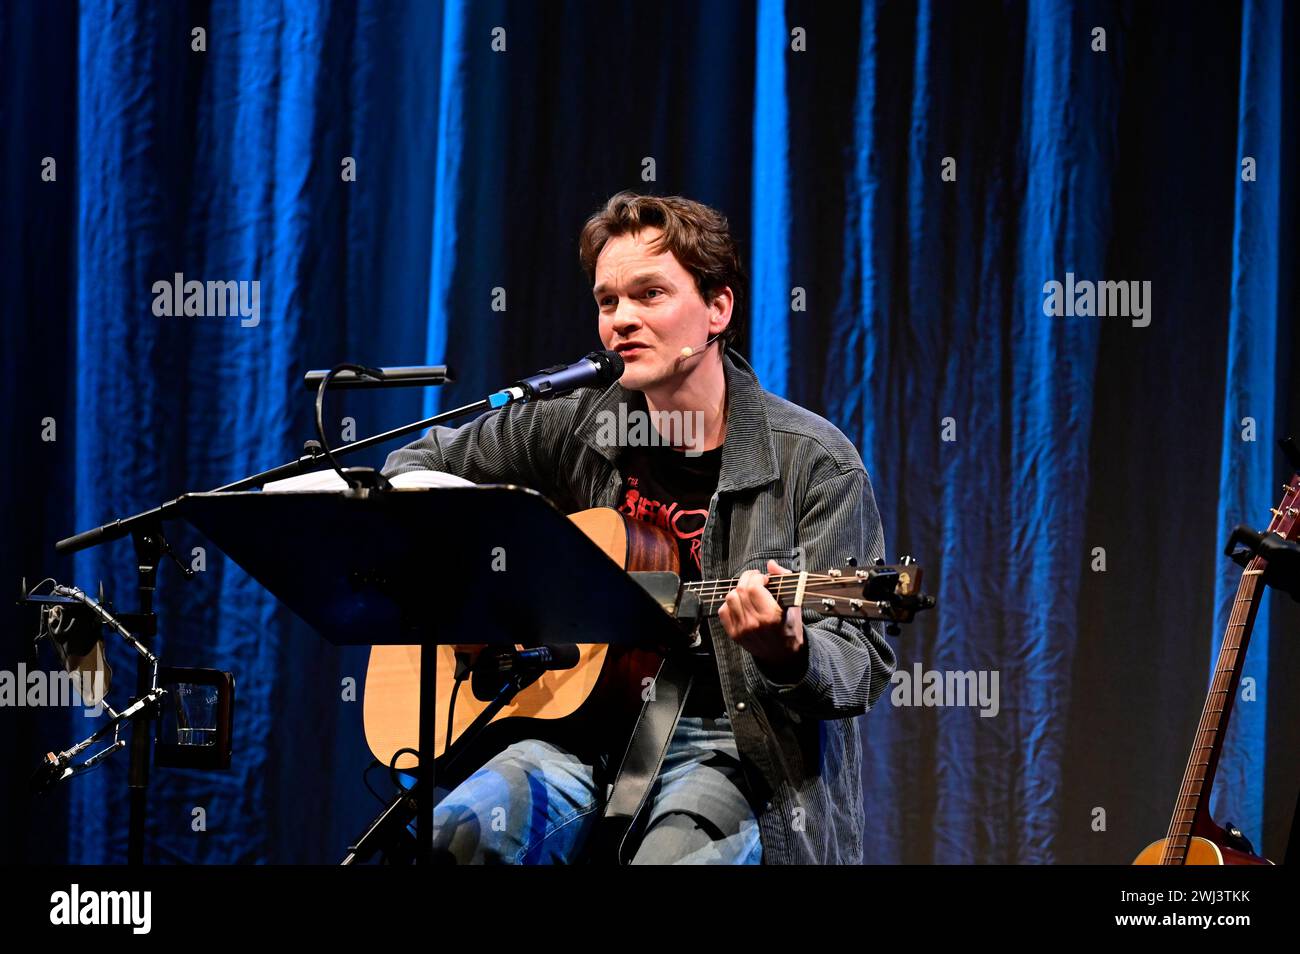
[56,351,623,555]
[54,396,498,555]
[20,554,171,867]
[52,352,622,864]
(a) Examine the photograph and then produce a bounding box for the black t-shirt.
[617,443,726,717]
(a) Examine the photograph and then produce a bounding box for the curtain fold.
[1210,0,1284,842]
[750,0,792,395]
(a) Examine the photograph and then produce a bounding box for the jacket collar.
[575,350,781,494]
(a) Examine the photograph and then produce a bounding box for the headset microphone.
[680,333,723,359]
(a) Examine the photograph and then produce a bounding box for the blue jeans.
[427,714,763,864]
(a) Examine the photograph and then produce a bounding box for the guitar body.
[363,507,676,784]
[1134,817,1272,865]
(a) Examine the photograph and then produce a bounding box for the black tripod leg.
[341,790,418,865]
[416,645,437,864]
[396,658,540,865]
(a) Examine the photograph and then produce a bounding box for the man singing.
[382,191,895,864]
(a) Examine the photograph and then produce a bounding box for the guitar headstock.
[1227,472,1300,565]
[789,557,936,627]
[1268,474,1300,542]
[1272,437,1300,542]
[1224,452,1300,602]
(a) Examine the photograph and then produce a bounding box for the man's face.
[593,227,731,392]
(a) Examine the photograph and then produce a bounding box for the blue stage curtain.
[2,0,1297,864]
[1210,0,1284,845]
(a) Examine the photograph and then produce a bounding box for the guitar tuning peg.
[845,556,858,568]
[899,555,915,566]
[874,557,885,566]
[885,623,901,637]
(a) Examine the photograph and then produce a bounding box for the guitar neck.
[1160,559,1265,864]
[682,574,805,617]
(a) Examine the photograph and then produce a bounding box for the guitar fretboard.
[1159,562,1263,864]
[682,574,806,616]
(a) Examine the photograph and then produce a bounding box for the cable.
[25,577,58,597]
[445,677,462,756]
[388,747,420,796]
[362,760,388,804]
[313,362,385,489]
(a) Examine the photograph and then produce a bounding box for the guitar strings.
[683,576,887,618]
[1158,494,1295,863]
[683,573,870,601]
[689,587,870,608]
[1161,566,1257,863]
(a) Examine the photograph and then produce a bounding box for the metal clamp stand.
[33,685,167,793]
[21,535,175,868]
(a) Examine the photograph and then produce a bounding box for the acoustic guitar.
[364,506,930,785]
[1132,474,1300,865]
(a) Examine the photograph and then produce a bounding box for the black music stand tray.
[177,484,689,863]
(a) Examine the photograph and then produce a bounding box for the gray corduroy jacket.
[381,351,896,864]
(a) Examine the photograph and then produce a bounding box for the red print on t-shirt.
[618,479,708,571]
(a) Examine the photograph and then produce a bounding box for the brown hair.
[578,191,744,352]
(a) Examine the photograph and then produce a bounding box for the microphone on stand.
[471,644,581,701]
[496,644,582,673]
[489,351,625,407]
[513,351,624,400]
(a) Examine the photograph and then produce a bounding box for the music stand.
[177,484,689,862]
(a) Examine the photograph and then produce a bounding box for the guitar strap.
[593,652,694,864]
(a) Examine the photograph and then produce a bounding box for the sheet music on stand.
[262,468,475,492]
